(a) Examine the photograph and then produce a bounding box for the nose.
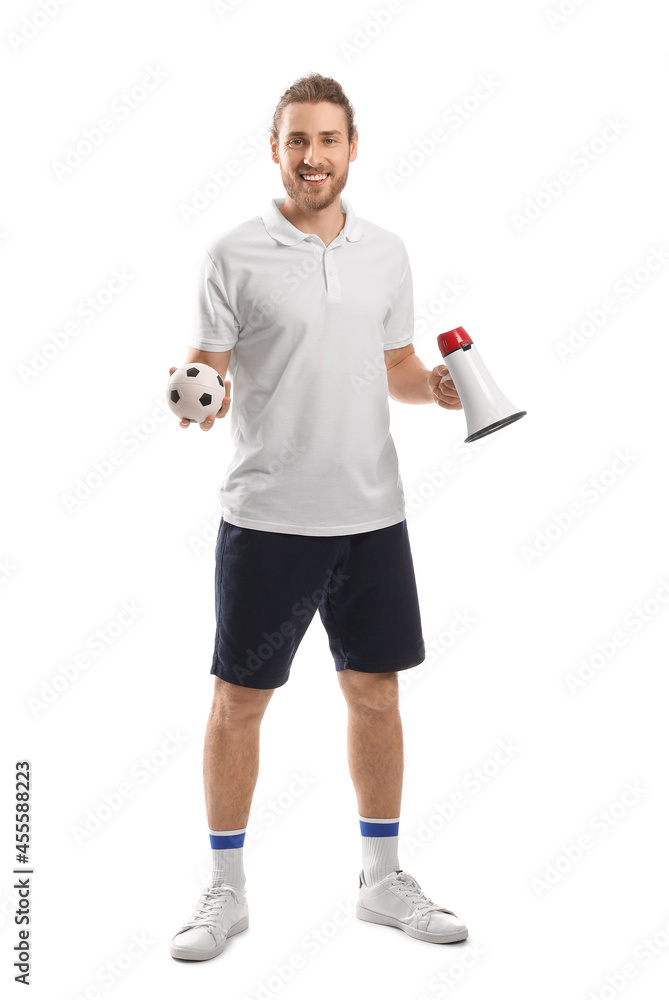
[301,145,325,167]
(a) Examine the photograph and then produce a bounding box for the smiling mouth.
[300,172,330,185]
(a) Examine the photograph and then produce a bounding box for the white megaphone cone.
[437,327,527,443]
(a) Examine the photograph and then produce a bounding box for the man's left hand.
[427,365,462,409]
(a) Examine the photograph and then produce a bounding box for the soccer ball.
[166,362,226,423]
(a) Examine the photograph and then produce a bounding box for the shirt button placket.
[325,247,341,298]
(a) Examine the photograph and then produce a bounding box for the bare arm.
[385,345,433,404]
[385,344,462,409]
[168,348,233,430]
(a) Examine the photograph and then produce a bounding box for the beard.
[280,161,349,211]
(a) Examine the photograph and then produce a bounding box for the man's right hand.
[168,367,232,430]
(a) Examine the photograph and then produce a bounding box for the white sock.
[209,827,246,890]
[359,815,400,886]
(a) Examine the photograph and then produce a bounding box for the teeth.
[302,173,328,180]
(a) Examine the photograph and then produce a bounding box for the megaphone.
[437,326,527,443]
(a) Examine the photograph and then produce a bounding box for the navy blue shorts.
[211,517,426,689]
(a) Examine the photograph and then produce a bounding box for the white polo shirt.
[190,195,414,536]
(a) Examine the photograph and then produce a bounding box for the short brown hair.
[270,72,357,145]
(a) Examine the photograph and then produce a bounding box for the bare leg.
[336,670,403,817]
[203,677,275,830]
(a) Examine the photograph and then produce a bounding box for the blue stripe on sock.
[210,832,246,849]
[360,820,399,838]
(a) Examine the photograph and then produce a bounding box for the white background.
[3,0,669,997]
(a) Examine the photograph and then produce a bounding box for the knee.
[211,677,274,721]
[341,671,399,714]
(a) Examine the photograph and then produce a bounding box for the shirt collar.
[261,195,363,246]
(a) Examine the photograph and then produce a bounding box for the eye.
[288,138,337,146]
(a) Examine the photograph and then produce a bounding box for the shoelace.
[180,885,239,932]
[387,872,452,916]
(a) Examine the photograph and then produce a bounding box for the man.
[169,73,466,962]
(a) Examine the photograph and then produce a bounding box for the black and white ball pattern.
[167,363,226,423]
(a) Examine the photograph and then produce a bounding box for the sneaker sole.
[356,904,468,944]
[170,913,249,961]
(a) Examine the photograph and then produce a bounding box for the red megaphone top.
[437,326,473,357]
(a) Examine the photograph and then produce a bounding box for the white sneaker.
[356,869,468,944]
[170,883,249,961]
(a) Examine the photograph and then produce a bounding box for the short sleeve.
[383,252,414,350]
[189,249,240,352]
